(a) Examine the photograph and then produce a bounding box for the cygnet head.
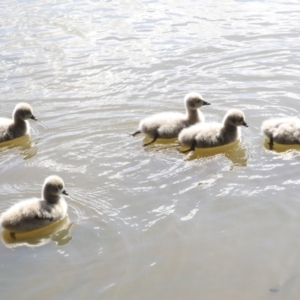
[223,109,248,127]
[185,92,210,110]
[13,103,37,121]
[42,175,68,204]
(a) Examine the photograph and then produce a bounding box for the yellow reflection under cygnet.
[263,139,300,153]
[142,137,178,147]
[181,140,248,166]
[1,216,73,248]
[0,134,38,160]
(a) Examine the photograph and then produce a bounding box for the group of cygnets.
[0,94,300,237]
[0,103,68,238]
[132,93,250,152]
[133,92,300,151]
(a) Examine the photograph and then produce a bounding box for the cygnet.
[261,117,300,149]
[0,176,68,237]
[132,92,210,146]
[0,103,37,143]
[179,109,248,152]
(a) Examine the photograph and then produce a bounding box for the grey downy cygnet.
[179,109,248,152]
[0,103,37,143]
[0,176,69,238]
[132,92,210,146]
[261,117,300,149]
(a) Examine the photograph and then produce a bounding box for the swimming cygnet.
[179,109,248,152]
[0,103,37,143]
[0,176,68,237]
[132,92,210,146]
[261,117,300,149]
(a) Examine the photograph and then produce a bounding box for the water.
[1,0,300,298]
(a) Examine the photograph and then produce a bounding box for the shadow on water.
[0,135,38,160]
[180,140,248,167]
[1,216,73,249]
[270,273,300,296]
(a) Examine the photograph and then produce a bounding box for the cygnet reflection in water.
[182,140,248,167]
[1,216,72,248]
[0,135,38,160]
[263,139,300,154]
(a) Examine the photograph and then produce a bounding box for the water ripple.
[1,0,300,298]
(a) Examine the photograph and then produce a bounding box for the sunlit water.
[1,0,300,299]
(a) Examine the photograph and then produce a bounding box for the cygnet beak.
[243,121,249,127]
[203,101,211,106]
[31,115,37,121]
[62,190,69,196]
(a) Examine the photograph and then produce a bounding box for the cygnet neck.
[43,192,61,204]
[13,113,27,127]
[186,108,200,124]
[223,122,238,135]
[223,116,238,128]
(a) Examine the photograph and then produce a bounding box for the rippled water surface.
[1,0,300,299]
